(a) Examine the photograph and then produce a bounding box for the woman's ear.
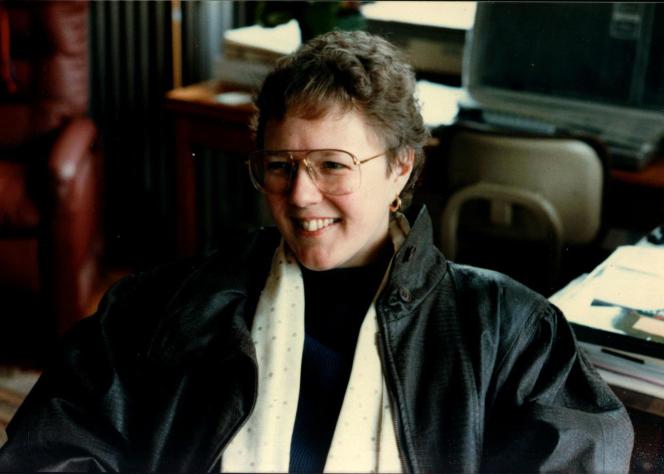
[393,148,415,188]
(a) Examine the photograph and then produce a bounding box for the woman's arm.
[0,276,142,471]
[481,303,634,472]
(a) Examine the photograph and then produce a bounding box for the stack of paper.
[415,80,464,128]
[550,245,664,398]
[224,19,301,63]
[215,20,301,88]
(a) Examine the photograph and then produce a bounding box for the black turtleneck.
[289,253,390,473]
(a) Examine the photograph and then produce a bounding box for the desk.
[612,155,664,189]
[165,81,254,256]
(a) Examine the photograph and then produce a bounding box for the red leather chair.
[0,1,102,338]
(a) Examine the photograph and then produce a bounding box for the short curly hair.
[253,30,429,209]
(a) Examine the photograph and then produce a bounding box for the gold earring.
[389,196,402,213]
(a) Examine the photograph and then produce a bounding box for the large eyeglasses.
[246,149,388,195]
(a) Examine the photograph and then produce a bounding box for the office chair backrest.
[439,124,606,293]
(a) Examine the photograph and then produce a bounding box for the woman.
[0,31,632,472]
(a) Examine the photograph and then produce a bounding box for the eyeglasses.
[246,148,388,195]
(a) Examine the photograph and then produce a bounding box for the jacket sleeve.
[480,302,634,473]
[0,275,144,472]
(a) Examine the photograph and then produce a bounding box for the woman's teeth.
[300,218,336,232]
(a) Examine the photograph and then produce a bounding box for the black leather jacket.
[0,206,633,472]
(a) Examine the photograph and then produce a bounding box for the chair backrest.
[439,123,607,292]
[0,1,88,149]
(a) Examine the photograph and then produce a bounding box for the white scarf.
[221,215,410,473]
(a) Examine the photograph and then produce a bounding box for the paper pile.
[550,245,664,398]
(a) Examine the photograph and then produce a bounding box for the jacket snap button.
[399,287,412,303]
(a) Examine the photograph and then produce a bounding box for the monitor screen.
[474,3,664,111]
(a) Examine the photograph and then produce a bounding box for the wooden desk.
[165,81,254,256]
[612,155,664,189]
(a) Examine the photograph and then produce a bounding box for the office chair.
[437,123,608,295]
[0,1,102,341]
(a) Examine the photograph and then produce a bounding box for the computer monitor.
[463,3,664,169]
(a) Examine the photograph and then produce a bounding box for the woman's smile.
[293,217,341,234]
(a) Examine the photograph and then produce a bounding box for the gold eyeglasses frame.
[246,148,390,196]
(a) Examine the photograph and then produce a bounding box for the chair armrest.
[48,116,97,197]
[45,116,102,332]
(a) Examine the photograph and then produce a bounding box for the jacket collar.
[378,205,449,322]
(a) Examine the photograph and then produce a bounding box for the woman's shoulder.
[58,227,281,369]
[443,261,559,342]
[447,262,551,313]
[110,227,281,301]
[80,227,281,336]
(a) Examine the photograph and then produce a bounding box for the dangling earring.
[389,196,402,213]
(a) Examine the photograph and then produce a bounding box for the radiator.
[88,1,259,266]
